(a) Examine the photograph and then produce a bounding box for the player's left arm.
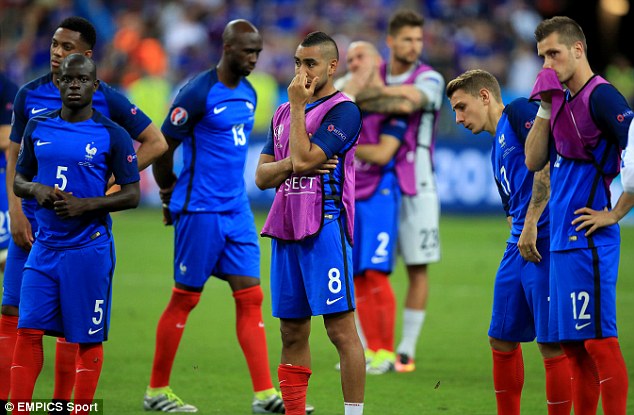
[572,85,634,236]
[355,116,406,165]
[518,164,550,262]
[102,83,168,170]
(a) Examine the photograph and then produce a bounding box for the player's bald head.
[60,53,97,79]
[222,19,259,44]
[348,41,379,57]
[300,31,339,61]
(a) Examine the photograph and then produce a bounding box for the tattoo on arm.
[358,97,413,114]
[529,168,550,210]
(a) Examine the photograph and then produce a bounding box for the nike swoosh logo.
[76,368,95,373]
[31,107,48,115]
[575,322,591,330]
[370,256,388,264]
[494,390,507,394]
[213,106,227,114]
[547,400,571,405]
[600,377,613,384]
[88,327,103,335]
[11,365,24,370]
[176,323,186,329]
[36,141,52,146]
[326,296,343,305]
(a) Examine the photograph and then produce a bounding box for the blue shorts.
[353,173,400,275]
[18,238,116,343]
[173,209,260,288]
[2,217,38,307]
[488,238,556,343]
[270,219,355,318]
[550,245,619,342]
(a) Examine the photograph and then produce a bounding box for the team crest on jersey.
[170,107,189,126]
[274,124,284,148]
[85,143,97,160]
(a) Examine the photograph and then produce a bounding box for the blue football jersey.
[10,73,151,222]
[162,69,257,213]
[16,110,140,248]
[550,84,633,251]
[493,98,549,243]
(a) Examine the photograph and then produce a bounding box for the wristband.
[536,104,551,120]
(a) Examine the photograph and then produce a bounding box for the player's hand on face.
[517,224,542,263]
[572,206,617,236]
[288,72,318,107]
[52,187,85,218]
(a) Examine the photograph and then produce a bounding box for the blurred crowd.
[1,0,634,134]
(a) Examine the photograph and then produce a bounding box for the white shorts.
[398,148,441,265]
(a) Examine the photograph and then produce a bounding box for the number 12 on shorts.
[571,291,591,330]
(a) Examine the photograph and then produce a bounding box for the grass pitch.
[27,208,633,414]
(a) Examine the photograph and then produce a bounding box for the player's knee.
[1,304,19,316]
[489,336,519,352]
[537,342,564,358]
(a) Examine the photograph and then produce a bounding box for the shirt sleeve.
[380,116,407,141]
[505,98,538,145]
[622,121,634,193]
[311,101,362,158]
[590,83,633,150]
[494,178,511,216]
[161,75,209,141]
[9,87,28,144]
[16,119,38,178]
[108,126,141,185]
[413,70,445,111]
[101,83,152,139]
[0,77,18,125]
[261,121,275,155]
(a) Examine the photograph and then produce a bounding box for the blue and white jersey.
[10,73,151,222]
[550,84,632,251]
[162,68,257,213]
[0,73,18,249]
[262,94,362,223]
[493,98,548,243]
[16,110,140,248]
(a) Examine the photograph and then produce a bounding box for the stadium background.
[2,0,633,218]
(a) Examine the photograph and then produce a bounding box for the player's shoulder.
[18,73,53,95]
[96,79,128,99]
[505,97,537,113]
[415,64,444,82]
[91,110,130,135]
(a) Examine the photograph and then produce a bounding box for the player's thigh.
[58,240,115,343]
[398,192,441,265]
[215,208,260,279]
[301,219,355,317]
[520,238,555,343]
[353,187,400,275]
[2,239,30,307]
[18,243,63,334]
[488,243,536,342]
[173,213,226,288]
[551,245,619,341]
[270,239,311,319]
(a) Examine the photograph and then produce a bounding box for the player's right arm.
[7,87,34,249]
[525,100,551,171]
[355,116,406,166]
[518,164,550,262]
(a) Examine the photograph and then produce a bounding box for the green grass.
[28,208,634,414]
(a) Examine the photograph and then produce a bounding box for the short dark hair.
[446,69,502,102]
[388,9,424,36]
[58,16,97,49]
[300,31,339,60]
[60,53,97,79]
[534,16,587,54]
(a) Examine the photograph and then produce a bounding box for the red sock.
[53,338,78,401]
[543,354,572,415]
[0,315,18,400]
[74,343,103,415]
[492,346,524,415]
[233,285,274,392]
[366,270,396,352]
[585,337,629,415]
[10,329,44,415]
[561,342,600,415]
[149,287,201,388]
[354,274,380,351]
[277,364,311,415]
